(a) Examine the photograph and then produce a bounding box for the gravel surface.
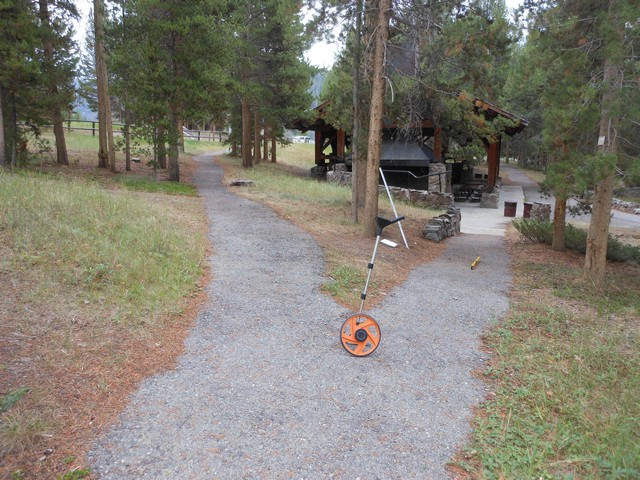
[88,154,512,479]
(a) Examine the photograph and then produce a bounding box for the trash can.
[504,201,517,217]
[523,202,533,218]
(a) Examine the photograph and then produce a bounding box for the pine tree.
[0,0,77,167]
[94,0,116,170]
[108,0,232,181]
[37,0,78,166]
[77,10,98,114]
[362,0,391,236]
[0,1,39,165]
[525,0,639,283]
[230,0,313,169]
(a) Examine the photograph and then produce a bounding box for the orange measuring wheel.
[340,312,381,357]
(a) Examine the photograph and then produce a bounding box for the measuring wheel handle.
[340,312,381,357]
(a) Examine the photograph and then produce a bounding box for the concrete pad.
[455,185,525,236]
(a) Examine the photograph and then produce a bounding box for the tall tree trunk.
[253,109,260,165]
[351,0,365,223]
[168,107,180,181]
[124,111,131,171]
[263,125,269,161]
[39,0,69,166]
[584,3,623,286]
[271,136,276,163]
[178,117,185,154]
[363,0,391,236]
[0,87,5,166]
[94,0,111,169]
[585,169,614,282]
[551,197,566,251]
[106,107,116,172]
[9,93,18,168]
[52,109,69,165]
[157,126,167,169]
[241,97,252,168]
[121,3,130,172]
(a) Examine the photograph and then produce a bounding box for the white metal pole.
[379,168,409,249]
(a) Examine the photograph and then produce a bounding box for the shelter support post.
[485,136,501,191]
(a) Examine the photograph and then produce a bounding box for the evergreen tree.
[77,10,98,114]
[94,0,116,170]
[0,1,39,166]
[230,0,313,169]
[525,0,639,282]
[37,0,78,166]
[0,0,77,167]
[108,0,232,181]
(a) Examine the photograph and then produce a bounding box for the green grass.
[0,389,29,414]
[513,219,640,264]
[0,411,49,457]
[183,138,226,156]
[275,142,316,169]
[222,157,352,208]
[458,257,640,479]
[116,174,198,195]
[322,264,368,305]
[33,128,225,158]
[0,170,206,324]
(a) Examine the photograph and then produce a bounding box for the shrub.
[513,219,640,264]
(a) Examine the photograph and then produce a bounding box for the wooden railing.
[38,120,228,142]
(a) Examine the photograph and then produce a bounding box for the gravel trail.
[88,154,512,479]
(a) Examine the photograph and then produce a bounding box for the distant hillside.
[73,97,96,121]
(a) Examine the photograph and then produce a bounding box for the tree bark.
[124,112,131,171]
[241,97,252,168]
[39,0,69,166]
[178,117,185,154]
[0,87,5,166]
[363,0,391,236]
[271,136,276,163]
[94,0,114,170]
[551,197,566,251]
[168,107,180,181]
[263,125,269,161]
[584,2,623,285]
[52,109,69,165]
[351,0,365,223]
[253,109,260,165]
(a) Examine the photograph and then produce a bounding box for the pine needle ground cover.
[454,233,640,479]
[0,169,208,478]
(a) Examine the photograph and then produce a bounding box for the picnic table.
[454,180,486,201]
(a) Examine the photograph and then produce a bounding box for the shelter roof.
[471,98,528,135]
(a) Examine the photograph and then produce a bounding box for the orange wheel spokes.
[340,313,381,357]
